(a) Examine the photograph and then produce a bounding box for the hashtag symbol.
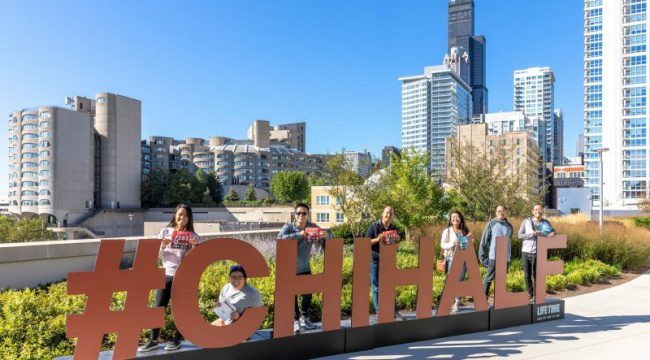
[67,239,166,359]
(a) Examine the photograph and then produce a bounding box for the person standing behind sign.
[138,204,201,353]
[440,211,474,313]
[478,205,513,306]
[518,204,556,303]
[365,205,405,321]
[277,203,330,334]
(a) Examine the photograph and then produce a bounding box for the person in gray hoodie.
[277,203,329,333]
[478,205,513,303]
[518,204,556,302]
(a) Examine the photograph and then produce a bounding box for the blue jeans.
[446,256,467,302]
[370,260,380,314]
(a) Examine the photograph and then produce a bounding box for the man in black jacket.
[364,205,404,320]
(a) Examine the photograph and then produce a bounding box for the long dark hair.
[446,210,469,235]
[167,203,194,232]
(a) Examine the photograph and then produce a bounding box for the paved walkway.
[317,270,650,360]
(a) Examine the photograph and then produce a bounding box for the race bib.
[171,231,193,250]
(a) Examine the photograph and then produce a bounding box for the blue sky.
[0,0,584,196]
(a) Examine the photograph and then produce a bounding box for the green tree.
[370,149,449,239]
[225,187,241,202]
[245,185,257,201]
[141,169,170,207]
[165,170,195,205]
[325,154,374,238]
[192,170,209,204]
[446,140,544,221]
[270,171,309,204]
[0,217,56,243]
[204,172,223,205]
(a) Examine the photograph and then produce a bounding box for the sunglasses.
[295,212,308,216]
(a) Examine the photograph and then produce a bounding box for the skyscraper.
[448,0,488,117]
[583,0,649,209]
[554,108,564,166]
[513,66,557,165]
[400,65,472,174]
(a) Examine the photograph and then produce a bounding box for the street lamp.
[128,213,134,237]
[594,147,609,234]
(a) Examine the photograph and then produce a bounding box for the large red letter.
[494,236,527,309]
[171,238,269,348]
[351,237,372,327]
[437,238,488,316]
[377,237,434,323]
[535,235,567,303]
[273,238,344,338]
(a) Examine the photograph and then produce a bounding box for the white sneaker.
[451,299,460,314]
[294,320,301,334]
[299,316,316,330]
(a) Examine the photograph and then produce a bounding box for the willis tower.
[448,0,487,117]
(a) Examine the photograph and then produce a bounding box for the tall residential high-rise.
[400,65,472,174]
[343,151,372,177]
[447,0,488,117]
[583,0,649,209]
[7,93,141,225]
[513,66,557,165]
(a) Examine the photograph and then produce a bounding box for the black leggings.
[150,276,181,341]
[294,270,312,320]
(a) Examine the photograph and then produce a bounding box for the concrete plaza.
[318,270,650,359]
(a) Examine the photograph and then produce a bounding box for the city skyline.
[0,1,585,196]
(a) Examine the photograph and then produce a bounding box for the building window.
[336,212,344,223]
[22,124,38,131]
[97,97,107,103]
[39,170,51,177]
[21,162,38,168]
[40,131,51,138]
[21,200,37,206]
[39,179,49,186]
[39,141,51,147]
[39,199,51,205]
[316,195,330,205]
[21,181,38,187]
[39,160,51,167]
[22,143,38,150]
[22,133,38,140]
[21,190,38,196]
[39,121,50,128]
[22,153,38,159]
[39,150,50,157]
[39,112,51,119]
[39,189,51,196]
[317,213,330,223]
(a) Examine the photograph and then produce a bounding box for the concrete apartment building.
[142,120,323,191]
[8,93,141,225]
[445,123,541,185]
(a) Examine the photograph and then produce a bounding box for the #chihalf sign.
[66,235,567,359]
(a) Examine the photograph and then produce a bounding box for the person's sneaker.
[137,340,158,353]
[299,316,316,330]
[451,299,460,314]
[394,311,406,321]
[294,320,302,334]
[164,339,181,351]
